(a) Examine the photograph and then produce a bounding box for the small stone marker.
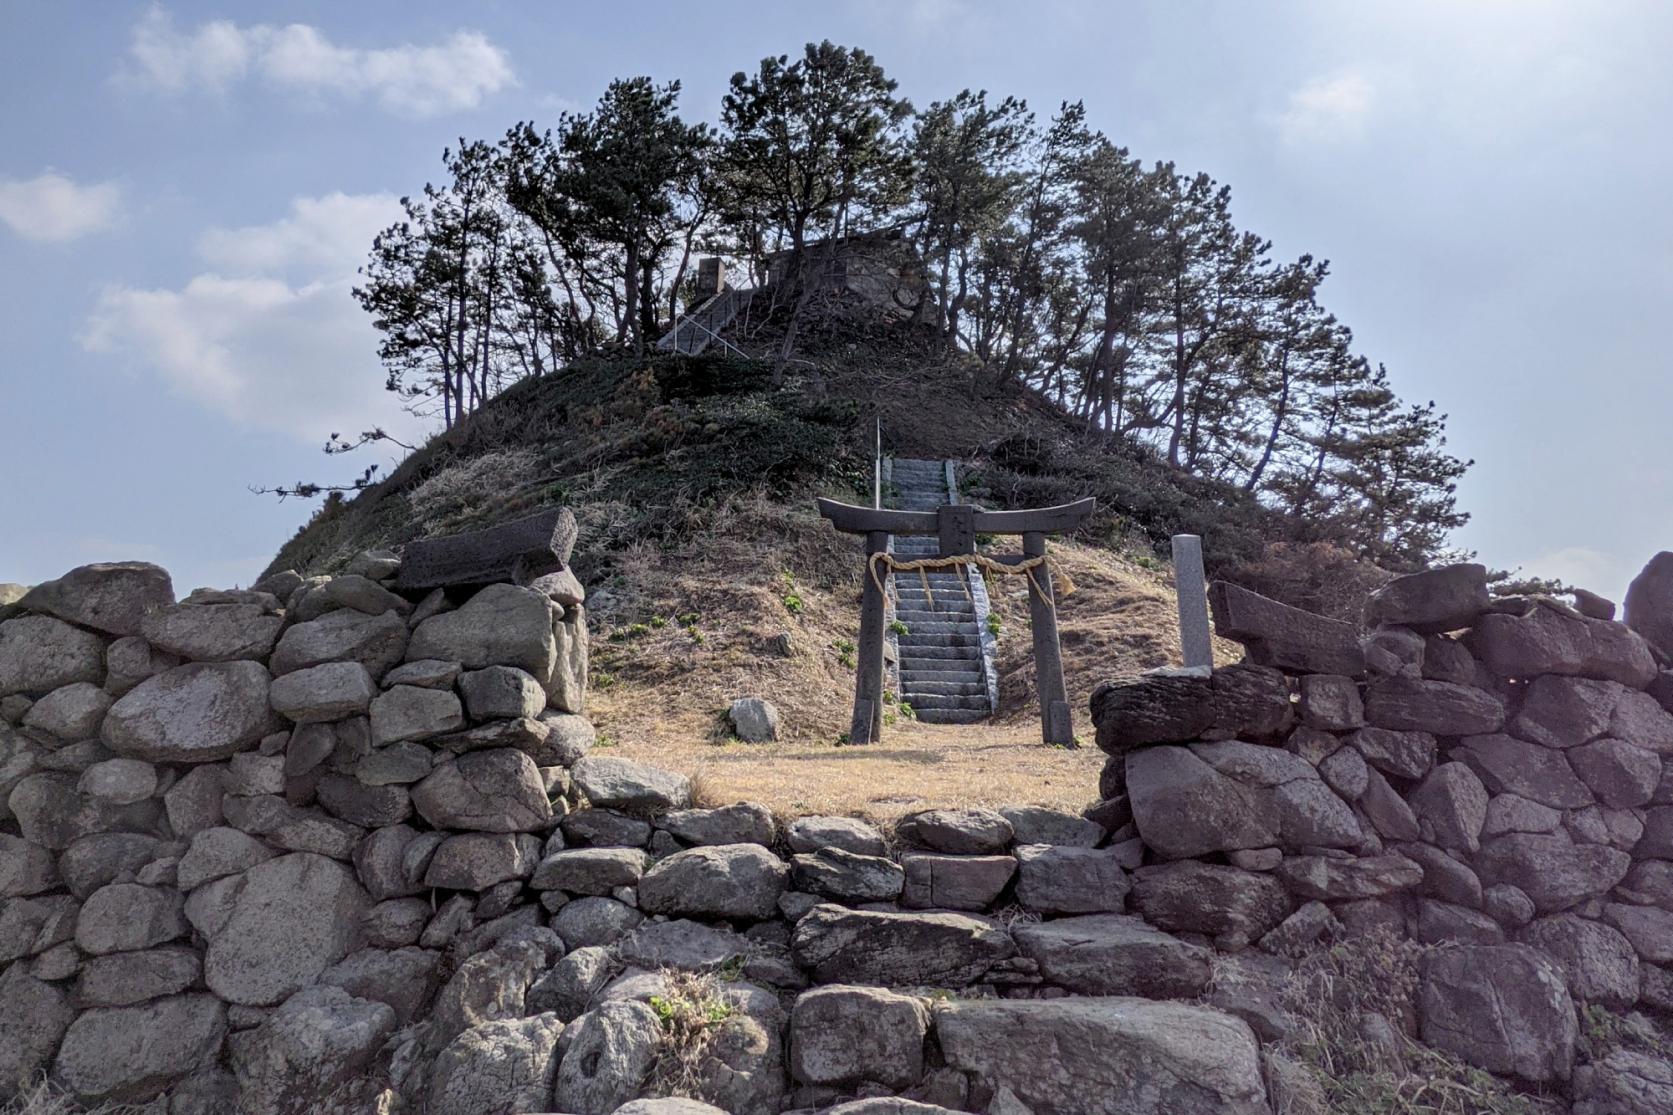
[1171,534,1213,671]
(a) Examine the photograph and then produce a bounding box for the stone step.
[896,597,974,613]
[894,619,979,637]
[907,693,991,712]
[913,707,990,725]
[900,669,984,687]
[895,583,970,595]
[900,654,982,670]
[901,679,986,697]
[903,652,977,669]
[896,645,973,662]
[896,607,976,623]
[898,632,980,649]
[885,458,988,726]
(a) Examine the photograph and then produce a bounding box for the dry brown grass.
[987,537,1244,731]
[585,491,860,757]
[644,969,739,1102]
[600,717,1105,822]
[1280,931,1563,1115]
[0,1080,162,1115]
[586,503,1233,820]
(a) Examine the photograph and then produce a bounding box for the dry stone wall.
[4,552,1673,1114]
[1094,562,1673,1101]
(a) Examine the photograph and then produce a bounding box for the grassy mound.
[265,308,1379,809]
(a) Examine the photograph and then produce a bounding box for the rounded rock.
[268,661,377,724]
[102,661,275,764]
[638,844,789,920]
[0,615,107,697]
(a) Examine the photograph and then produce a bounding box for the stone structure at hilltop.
[3,547,1673,1113]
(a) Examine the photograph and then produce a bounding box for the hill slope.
[266,303,1360,814]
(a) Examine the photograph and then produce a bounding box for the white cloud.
[198,192,402,275]
[83,192,426,446]
[0,172,123,242]
[125,6,515,117]
[902,0,969,29]
[536,93,585,116]
[128,8,252,92]
[1276,71,1376,144]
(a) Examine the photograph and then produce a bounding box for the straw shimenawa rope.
[867,550,1060,609]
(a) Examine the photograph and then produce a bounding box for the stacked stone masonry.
[4,552,1673,1113]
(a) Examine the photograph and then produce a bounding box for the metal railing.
[655,288,755,358]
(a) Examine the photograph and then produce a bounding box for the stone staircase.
[655,287,756,356]
[888,458,993,725]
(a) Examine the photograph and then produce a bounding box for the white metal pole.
[874,418,882,509]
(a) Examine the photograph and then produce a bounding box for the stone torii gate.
[816,496,1096,746]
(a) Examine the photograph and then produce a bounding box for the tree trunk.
[621,237,640,350]
[639,257,659,351]
[1244,343,1293,493]
[1167,309,1187,468]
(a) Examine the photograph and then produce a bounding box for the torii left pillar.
[851,530,888,744]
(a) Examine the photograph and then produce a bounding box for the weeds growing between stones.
[1280,930,1562,1115]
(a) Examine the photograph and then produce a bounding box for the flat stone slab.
[1208,581,1364,676]
[790,904,1014,987]
[395,507,577,592]
[936,996,1268,1114]
[1013,914,1212,999]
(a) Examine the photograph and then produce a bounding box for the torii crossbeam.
[817,496,1096,746]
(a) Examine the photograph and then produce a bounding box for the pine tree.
[910,90,1032,341]
[355,141,536,428]
[993,101,1095,386]
[717,41,913,379]
[1333,390,1473,568]
[1240,255,1339,492]
[502,79,709,354]
[340,46,1476,567]
[1063,143,1164,434]
[1146,171,1271,469]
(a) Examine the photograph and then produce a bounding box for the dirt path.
[603,718,1105,822]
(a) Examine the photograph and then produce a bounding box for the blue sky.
[2,1,1669,601]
